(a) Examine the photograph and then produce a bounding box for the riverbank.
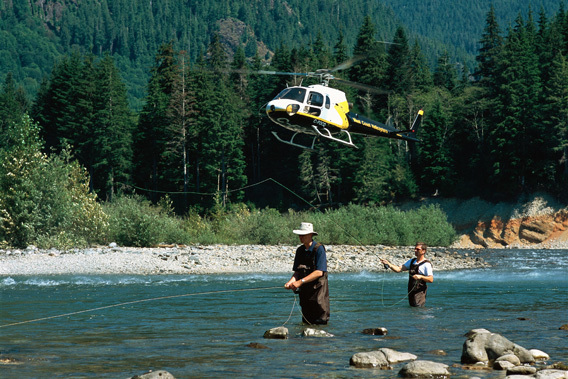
[0,244,491,275]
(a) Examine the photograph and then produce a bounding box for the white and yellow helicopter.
[261,67,423,150]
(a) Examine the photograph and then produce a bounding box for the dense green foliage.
[101,195,456,247]
[0,115,108,248]
[1,0,561,107]
[33,53,135,201]
[0,2,567,249]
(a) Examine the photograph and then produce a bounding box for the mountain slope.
[0,0,563,106]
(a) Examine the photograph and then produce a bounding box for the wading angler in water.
[381,242,434,307]
[284,222,330,324]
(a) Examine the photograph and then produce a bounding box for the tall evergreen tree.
[350,16,388,89]
[489,14,544,195]
[475,4,504,88]
[543,50,568,188]
[0,73,30,138]
[311,31,331,69]
[385,26,412,94]
[161,51,197,210]
[433,50,457,91]
[134,42,178,201]
[409,41,433,91]
[333,30,350,67]
[417,98,455,195]
[190,38,247,208]
[92,54,134,201]
[33,52,84,152]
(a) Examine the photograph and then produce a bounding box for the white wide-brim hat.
[293,222,318,236]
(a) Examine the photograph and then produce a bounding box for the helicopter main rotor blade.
[256,70,311,77]
[334,78,391,95]
[228,66,390,94]
[329,55,367,72]
[228,68,311,77]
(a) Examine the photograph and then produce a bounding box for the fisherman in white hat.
[284,222,330,324]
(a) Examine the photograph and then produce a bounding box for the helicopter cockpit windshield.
[273,87,306,103]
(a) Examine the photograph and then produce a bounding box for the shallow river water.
[1,249,567,378]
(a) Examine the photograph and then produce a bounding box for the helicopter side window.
[307,92,324,107]
[276,88,306,103]
[305,91,324,116]
[325,95,331,109]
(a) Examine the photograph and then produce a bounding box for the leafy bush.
[104,194,195,247]
[174,203,457,247]
[0,115,108,248]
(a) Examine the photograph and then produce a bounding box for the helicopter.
[261,66,423,150]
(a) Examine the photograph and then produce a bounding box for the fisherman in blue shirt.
[284,222,330,324]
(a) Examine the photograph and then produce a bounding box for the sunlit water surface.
[1,249,567,378]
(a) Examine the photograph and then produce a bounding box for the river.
[1,249,567,378]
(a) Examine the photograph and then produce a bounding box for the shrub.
[0,115,108,248]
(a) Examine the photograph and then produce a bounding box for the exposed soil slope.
[399,194,568,248]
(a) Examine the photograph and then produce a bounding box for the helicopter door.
[305,91,324,116]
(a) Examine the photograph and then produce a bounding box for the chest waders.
[294,243,330,324]
[408,258,431,307]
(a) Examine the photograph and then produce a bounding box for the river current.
[1,249,567,378]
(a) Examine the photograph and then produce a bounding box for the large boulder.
[350,348,417,369]
[302,328,334,337]
[530,349,550,360]
[535,369,568,379]
[350,350,390,369]
[398,360,450,378]
[263,326,288,339]
[507,366,537,376]
[380,348,418,364]
[461,329,534,364]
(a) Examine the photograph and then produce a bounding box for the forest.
[0,1,567,248]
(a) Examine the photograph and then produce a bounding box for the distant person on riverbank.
[284,222,330,324]
[381,242,434,307]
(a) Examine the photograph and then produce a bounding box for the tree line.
[1,6,568,219]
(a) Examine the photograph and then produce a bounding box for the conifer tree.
[489,14,544,195]
[33,52,84,152]
[475,4,504,89]
[134,42,178,201]
[92,54,135,201]
[191,36,246,208]
[409,41,433,90]
[542,50,568,186]
[351,16,387,89]
[385,26,412,94]
[333,30,350,67]
[243,54,280,184]
[0,73,30,137]
[311,32,331,69]
[164,51,196,210]
[417,99,455,195]
[433,51,457,91]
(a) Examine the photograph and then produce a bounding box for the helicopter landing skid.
[271,131,318,150]
[311,126,358,149]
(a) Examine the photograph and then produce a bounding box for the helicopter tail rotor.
[397,109,424,135]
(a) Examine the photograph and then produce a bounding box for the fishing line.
[258,178,413,307]
[262,178,413,307]
[116,177,413,306]
[280,294,298,327]
[0,285,283,329]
